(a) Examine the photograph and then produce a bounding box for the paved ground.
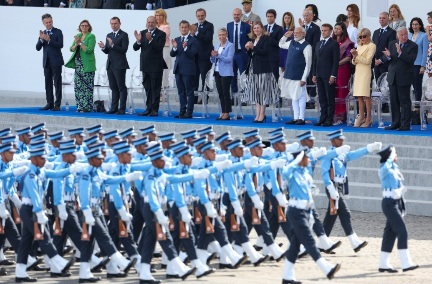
[1,209,430,284]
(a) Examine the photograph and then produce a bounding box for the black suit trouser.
[143,71,163,113]
[381,198,408,252]
[317,77,336,123]
[108,202,138,257]
[107,68,128,112]
[44,64,62,107]
[175,74,195,115]
[214,72,232,113]
[389,83,411,127]
[322,184,353,237]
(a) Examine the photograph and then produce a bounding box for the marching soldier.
[15,127,32,155]
[140,125,158,142]
[86,124,105,141]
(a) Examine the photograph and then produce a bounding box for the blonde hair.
[358,28,372,45]
[155,8,168,25]
[389,4,405,21]
[248,21,264,40]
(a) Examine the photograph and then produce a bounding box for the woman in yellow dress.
[351,28,376,127]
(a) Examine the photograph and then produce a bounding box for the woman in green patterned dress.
[65,20,96,112]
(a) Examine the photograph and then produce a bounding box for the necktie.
[267,25,270,32]
[181,36,184,43]
[320,40,325,49]
[113,32,117,39]
[400,43,404,48]
[199,24,202,29]
[235,23,239,52]
[379,28,384,38]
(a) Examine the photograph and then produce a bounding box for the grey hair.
[397,26,408,33]
[217,27,228,35]
[299,27,306,34]
[379,11,389,18]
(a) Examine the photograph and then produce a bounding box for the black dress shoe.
[323,240,342,254]
[141,110,151,116]
[327,263,341,280]
[181,114,193,119]
[165,274,180,279]
[174,114,185,119]
[197,268,216,279]
[52,106,61,111]
[116,110,125,115]
[105,110,117,114]
[397,126,410,131]
[295,119,305,125]
[322,121,333,127]
[40,104,53,110]
[384,124,400,130]
[0,267,6,276]
[153,252,162,258]
[160,264,167,269]
[275,251,287,262]
[219,263,234,269]
[206,252,217,265]
[379,268,398,273]
[79,277,102,283]
[305,102,315,109]
[297,250,308,259]
[26,258,43,271]
[50,271,72,277]
[62,257,75,273]
[15,276,38,282]
[233,255,248,269]
[253,255,270,267]
[63,245,74,255]
[314,120,325,126]
[123,258,137,274]
[353,241,368,253]
[282,279,302,284]
[0,259,15,265]
[90,258,110,273]
[148,111,158,116]
[402,265,419,272]
[285,119,298,125]
[253,245,263,251]
[107,272,127,278]
[140,279,162,284]
[180,267,196,281]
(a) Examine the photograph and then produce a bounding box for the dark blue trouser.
[381,198,408,252]
[285,207,322,263]
[16,205,58,264]
[311,208,326,237]
[0,214,21,251]
[243,193,274,246]
[139,202,177,264]
[169,203,197,260]
[268,194,293,240]
[222,193,249,245]
[322,184,353,237]
[175,74,195,116]
[108,202,138,257]
[132,187,145,243]
[196,202,229,250]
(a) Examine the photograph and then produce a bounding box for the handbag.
[93,100,106,113]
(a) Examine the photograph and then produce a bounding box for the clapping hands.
[134,30,142,42]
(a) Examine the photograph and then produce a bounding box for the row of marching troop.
[0,122,419,283]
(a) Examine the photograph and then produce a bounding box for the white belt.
[288,199,314,210]
[333,176,346,183]
[383,187,405,199]
[64,195,75,202]
[90,198,100,207]
[22,197,33,205]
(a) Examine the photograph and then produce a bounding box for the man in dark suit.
[227,8,251,93]
[133,16,167,117]
[264,9,284,81]
[98,17,130,115]
[36,13,64,111]
[312,23,340,126]
[302,8,321,109]
[170,20,198,119]
[384,27,418,131]
[190,8,214,95]
[372,12,396,113]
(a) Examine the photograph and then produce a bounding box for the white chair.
[94,65,111,108]
[62,67,75,105]
[420,77,432,130]
[127,66,145,114]
[200,64,221,117]
[373,72,391,128]
[233,70,247,120]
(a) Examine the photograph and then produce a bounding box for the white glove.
[69,163,85,174]
[293,150,305,164]
[286,152,294,161]
[262,147,275,157]
[75,152,85,160]
[118,207,133,222]
[251,194,264,210]
[311,147,327,159]
[270,159,286,169]
[130,149,137,156]
[191,156,203,168]
[154,208,169,225]
[57,204,68,221]
[178,206,192,223]
[36,211,49,225]
[11,160,31,167]
[10,194,22,210]
[101,162,116,172]
[164,160,172,169]
[12,166,28,177]
[335,145,351,155]
[367,142,382,153]
[389,147,397,162]
[244,156,259,169]
[130,3,134,9]
[215,154,229,162]
[231,200,243,217]
[204,202,218,218]
[219,204,227,216]
[125,171,143,182]
[0,203,10,219]
[105,148,114,157]
[326,184,340,200]
[193,169,210,180]
[214,160,232,171]
[83,208,95,226]
[146,3,152,10]
[286,142,300,153]
[44,161,54,170]
[275,193,288,208]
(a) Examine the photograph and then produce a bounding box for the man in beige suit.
[241,0,261,25]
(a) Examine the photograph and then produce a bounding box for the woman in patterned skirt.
[65,20,96,112]
[244,21,279,123]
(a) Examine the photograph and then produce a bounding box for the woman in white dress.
[155,8,172,90]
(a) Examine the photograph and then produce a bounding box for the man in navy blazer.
[227,8,251,93]
[264,9,284,81]
[36,13,64,111]
[98,17,130,115]
[191,8,214,94]
[170,20,198,119]
[312,23,340,126]
[133,16,167,117]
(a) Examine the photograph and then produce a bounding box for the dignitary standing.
[211,28,235,120]
[264,9,284,82]
[241,0,260,25]
[65,20,97,113]
[312,24,340,126]
[154,8,172,90]
[376,145,419,273]
[383,27,418,131]
[279,27,312,125]
[36,13,64,111]
[98,17,129,115]
[134,16,167,117]
[170,20,198,119]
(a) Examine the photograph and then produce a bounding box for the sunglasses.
[358,35,367,39]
